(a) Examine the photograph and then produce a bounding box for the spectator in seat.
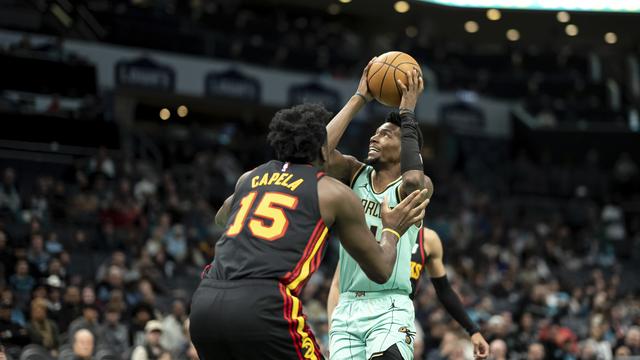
[625,326,640,355]
[26,298,60,355]
[8,260,34,306]
[27,233,50,275]
[129,303,154,347]
[58,286,82,333]
[131,320,166,360]
[72,329,95,360]
[68,303,100,341]
[0,302,29,357]
[490,339,508,360]
[527,343,545,360]
[160,299,187,353]
[97,305,129,356]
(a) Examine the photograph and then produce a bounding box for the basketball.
[367,51,422,107]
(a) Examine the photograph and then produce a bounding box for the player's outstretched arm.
[324,58,375,183]
[320,177,428,283]
[397,69,428,198]
[424,229,489,359]
[214,171,252,227]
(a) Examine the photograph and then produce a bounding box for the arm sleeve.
[399,111,424,173]
[431,274,480,335]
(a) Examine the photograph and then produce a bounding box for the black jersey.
[210,160,329,296]
[409,227,427,300]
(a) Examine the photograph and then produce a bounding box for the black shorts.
[189,278,324,360]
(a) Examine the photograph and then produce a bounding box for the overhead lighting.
[565,24,578,36]
[506,29,520,41]
[464,21,479,33]
[177,105,189,118]
[406,26,418,38]
[557,11,570,23]
[159,108,170,121]
[339,0,352,3]
[327,4,340,15]
[394,1,410,13]
[486,9,501,21]
[604,32,617,44]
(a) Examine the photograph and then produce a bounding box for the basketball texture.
[367,51,422,107]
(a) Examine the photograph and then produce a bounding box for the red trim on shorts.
[278,283,304,360]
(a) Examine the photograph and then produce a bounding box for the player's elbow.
[402,172,426,194]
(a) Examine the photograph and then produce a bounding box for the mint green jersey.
[338,165,420,294]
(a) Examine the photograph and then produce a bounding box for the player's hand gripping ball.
[367,51,422,107]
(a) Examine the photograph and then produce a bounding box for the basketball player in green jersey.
[324,59,430,360]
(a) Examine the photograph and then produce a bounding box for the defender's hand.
[380,189,429,235]
[397,68,424,112]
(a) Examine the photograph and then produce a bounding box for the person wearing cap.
[130,320,167,360]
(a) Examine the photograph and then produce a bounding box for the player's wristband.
[381,228,401,239]
[354,91,368,103]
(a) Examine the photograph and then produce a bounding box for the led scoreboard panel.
[418,0,640,12]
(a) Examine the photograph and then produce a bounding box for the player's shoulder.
[319,174,350,193]
[422,227,443,256]
[422,226,440,241]
[349,163,370,185]
[235,169,254,188]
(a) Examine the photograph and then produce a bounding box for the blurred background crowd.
[1,0,640,359]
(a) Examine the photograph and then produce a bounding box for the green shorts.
[329,290,415,360]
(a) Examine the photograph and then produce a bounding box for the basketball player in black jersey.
[189,103,429,360]
[409,227,489,359]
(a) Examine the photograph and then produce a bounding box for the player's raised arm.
[397,68,429,198]
[324,58,375,183]
[320,177,428,283]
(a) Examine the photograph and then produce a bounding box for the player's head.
[365,112,402,166]
[268,103,331,167]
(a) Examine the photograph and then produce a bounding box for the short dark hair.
[267,103,330,164]
[383,111,423,148]
[385,111,401,127]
